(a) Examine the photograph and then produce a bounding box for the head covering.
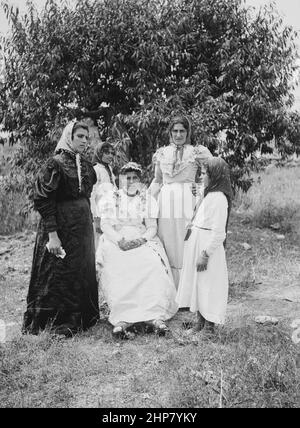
[120,161,143,176]
[54,120,89,194]
[119,162,145,196]
[204,157,233,246]
[168,114,192,146]
[93,142,115,165]
[55,120,89,154]
[55,120,76,154]
[204,157,233,201]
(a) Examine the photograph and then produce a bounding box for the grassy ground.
[0,165,300,408]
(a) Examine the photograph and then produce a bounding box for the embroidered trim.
[75,153,82,193]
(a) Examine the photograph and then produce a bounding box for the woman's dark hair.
[168,114,192,143]
[93,142,115,164]
[120,167,142,179]
[168,115,190,133]
[71,122,89,139]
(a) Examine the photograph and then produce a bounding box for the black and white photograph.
[0,0,299,410]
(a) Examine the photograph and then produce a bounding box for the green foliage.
[0,0,299,192]
[0,170,39,234]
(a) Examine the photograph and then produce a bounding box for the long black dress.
[23,150,100,336]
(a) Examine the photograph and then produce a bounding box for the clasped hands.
[196,250,209,272]
[118,237,147,251]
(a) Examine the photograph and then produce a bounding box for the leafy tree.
[0,0,299,193]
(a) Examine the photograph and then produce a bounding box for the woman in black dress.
[22,120,100,337]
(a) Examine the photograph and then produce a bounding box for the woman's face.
[102,149,115,165]
[71,128,89,154]
[171,123,188,146]
[124,171,141,194]
[201,165,209,187]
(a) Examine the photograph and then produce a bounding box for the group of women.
[22,115,232,339]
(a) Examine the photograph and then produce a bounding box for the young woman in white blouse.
[176,157,233,334]
[150,115,212,288]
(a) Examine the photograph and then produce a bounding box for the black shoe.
[178,307,190,312]
[182,321,194,330]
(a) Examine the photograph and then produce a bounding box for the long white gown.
[150,144,212,288]
[176,191,229,325]
[96,189,178,326]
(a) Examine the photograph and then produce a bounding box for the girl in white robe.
[90,143,117,249]
[96,162,178,337]
[176,157,233,333]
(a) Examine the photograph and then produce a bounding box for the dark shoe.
[182,321,194,330]
[196,312,206,331]
[178,307,190,312]
[152,319,169,336]
[202,321,215,337]
[112,322,135,340]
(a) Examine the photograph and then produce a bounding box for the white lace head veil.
[55,120,77,154]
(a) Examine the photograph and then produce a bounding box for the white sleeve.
[149,162,163,198]
[101,220,123,245]
[141,196,158,240]
[194,145,213,164]
[142,218,157,241]
[204,194,228,256]
[145,195,159,219]
[91,165,116,218]
[91,166,107,217]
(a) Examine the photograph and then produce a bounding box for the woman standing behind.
[90,142,117,247]
[176,157,233,334]
[150,115,212,288]
[22,120,99,337]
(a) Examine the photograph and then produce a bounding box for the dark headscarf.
[204,157,233,246]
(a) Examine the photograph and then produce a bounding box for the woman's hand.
[130,238,147,249]
[118,238,127,251]
[48,232,63,256]
[118,238,136,251]
[196,251,209,272]
[118,238,146,251]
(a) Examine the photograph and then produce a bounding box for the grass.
[0,321,299,408]
[0,163,300,408]
[234,164,300,235]
[0,143,38,235]
[166,324,300,408]
[0,187,39,235]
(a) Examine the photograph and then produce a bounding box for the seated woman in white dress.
[96,162,178,337]
[176,157,233,334]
